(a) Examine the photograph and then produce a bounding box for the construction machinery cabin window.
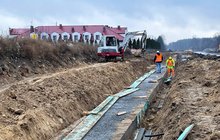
[106,37,116,46]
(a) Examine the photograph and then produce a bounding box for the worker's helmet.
[156,51,160,53]
[169,56,172,59]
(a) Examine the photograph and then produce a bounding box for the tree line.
[168,35,220,51]
[127,35,166,50]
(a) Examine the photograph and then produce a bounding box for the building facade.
[9,25,127,45]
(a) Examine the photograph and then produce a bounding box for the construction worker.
[154,51,163,73]
[166,56,175,78]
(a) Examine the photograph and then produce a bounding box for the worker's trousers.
[156,62,162,73]
[167,68,175,77]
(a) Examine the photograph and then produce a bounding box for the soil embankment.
[0,60,151,140]
[142,55,220,139]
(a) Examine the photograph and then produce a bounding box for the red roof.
[9,25,126,41]
[9,28,29,35]
[110,27,127,34]
[103,28,124,40]
[36,25,105,34]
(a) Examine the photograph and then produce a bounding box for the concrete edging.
[121,68,167,140]
[63,69,156,140]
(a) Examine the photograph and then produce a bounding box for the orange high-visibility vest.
[167,60,173,66]
[155,54,163,62]
[166,59,175,68]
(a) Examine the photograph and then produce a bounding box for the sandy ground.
[142,55,220,140]
[0,59,151,140]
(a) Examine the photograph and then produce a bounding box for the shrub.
[0,37,98,62]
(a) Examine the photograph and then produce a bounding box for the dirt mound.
[142,57,220,139]
[0,60,151,140]
[0,38,98,87]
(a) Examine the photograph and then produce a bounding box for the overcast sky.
[0,0,219,43]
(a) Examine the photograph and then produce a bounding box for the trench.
[137,53,220,140]
[60,59,168,140]
[57,52,220,140]
[0,60,151,140]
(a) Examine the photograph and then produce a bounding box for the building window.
[53,35,57,41]
[74,35,78,41]
[84,35,89,43]
[85,35,89,40]
[42,35,47,40]
[96,35,100,40]
[64,35,68,41]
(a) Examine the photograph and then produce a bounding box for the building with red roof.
[9,25,127,44]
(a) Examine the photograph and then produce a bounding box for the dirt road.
[142,56,220,139]
[0,60,151,140]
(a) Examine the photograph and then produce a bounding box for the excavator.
[97,30,147,61]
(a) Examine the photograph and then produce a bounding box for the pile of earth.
[142,55,220,139]
[0,38,98,87]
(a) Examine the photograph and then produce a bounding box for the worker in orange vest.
[166,56,175,78]
[154,51,163,73]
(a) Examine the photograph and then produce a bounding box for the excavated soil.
[142,55,220,140]
[0,60,152,140]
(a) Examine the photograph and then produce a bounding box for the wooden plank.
[129,70,155,88]
[136,101,149,126]
[63,97,119,140]
[148,80,157,83]
[134,96,147,98]
[134,128,145,140]
[117,111,127,116]
[89,96,114,115]
[114,88,139,98]
[143,130,152,140]
[53,117,86,140]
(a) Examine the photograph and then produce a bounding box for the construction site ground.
[79,66,165,140]
[1,51,220,140]
[0,58,153,140]
[141,54,220,140]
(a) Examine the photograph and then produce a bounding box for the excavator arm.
[121,30,147,51]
